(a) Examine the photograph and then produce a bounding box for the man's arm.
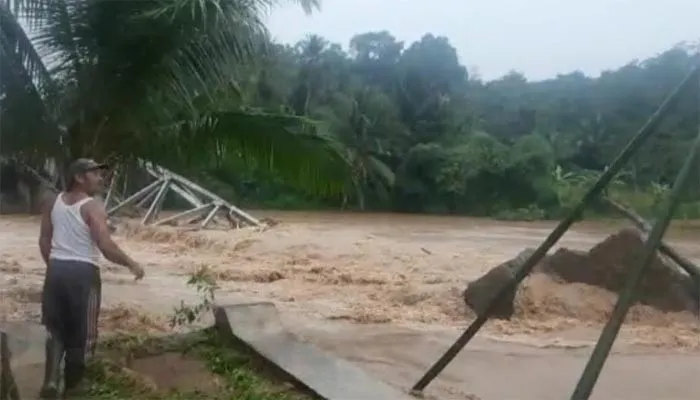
[38,194,56,265]
[82,199,140,272]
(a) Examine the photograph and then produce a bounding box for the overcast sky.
[266,0,700,81]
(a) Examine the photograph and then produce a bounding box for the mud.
[129,352,223,393]
[1,212,699,399]
[538,228,697,312]
[465,228,698,325]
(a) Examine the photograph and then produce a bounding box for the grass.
[85,328,312,400]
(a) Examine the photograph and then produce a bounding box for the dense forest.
[2,1,700,220]
[222,34,700,219]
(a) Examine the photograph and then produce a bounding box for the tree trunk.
[355,185,365,210]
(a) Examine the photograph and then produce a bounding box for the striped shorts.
[41,259,101,359]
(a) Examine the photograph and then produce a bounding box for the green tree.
[1,0,351,197]
[8,11,699,219]
[315,87,398,209]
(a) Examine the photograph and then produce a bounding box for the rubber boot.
[38,336,64,399]
[62,348,88,398]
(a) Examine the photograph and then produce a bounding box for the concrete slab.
[213,302,413,400]
[293,322,700,400]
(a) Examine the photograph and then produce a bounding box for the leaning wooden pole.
[571,76,700,399]
[409,65,700,395]
[603,196,700,281]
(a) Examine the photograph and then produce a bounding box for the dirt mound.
[464,228,699,324]
[515,273,698,327]
[538,228,697,312]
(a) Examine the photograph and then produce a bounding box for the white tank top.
[49,194,101,265]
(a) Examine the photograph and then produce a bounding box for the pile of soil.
[464,228,699,323]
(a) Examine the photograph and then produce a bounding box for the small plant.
[87,330,311,399]
[170,265,219,328]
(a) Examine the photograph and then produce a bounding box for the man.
[38,158,145,398]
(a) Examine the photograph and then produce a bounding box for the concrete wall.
[0,162,52,215]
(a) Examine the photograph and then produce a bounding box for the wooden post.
[0,332,20,400]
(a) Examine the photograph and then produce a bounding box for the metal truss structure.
[105,161,262,230]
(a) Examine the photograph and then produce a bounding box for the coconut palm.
[315,87,396,209]
[0,0,350,196]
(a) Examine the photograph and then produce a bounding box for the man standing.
[37,158,145,397]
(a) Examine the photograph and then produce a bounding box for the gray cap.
[67,158,109,176]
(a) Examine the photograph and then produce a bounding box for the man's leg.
[62,262,101,395]
[39,262,67,398]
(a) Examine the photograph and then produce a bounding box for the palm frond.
[0,2,53,89]
[139,0,319,108]
[31,0,311,142]
[286,0,321,14]
[30,0,86,81]
[207,111,351,197]
[2,0,345,199]
[0,3,60,158]
[367,155,395,186]
[126,0,318,125]
[134,109,352,197]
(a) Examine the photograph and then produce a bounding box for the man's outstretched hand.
[130,262,145,281]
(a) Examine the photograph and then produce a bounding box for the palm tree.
[315,87,396,209]
[0,0,350,196]
[289,34,330,116]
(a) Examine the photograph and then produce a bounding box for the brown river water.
[1,211,698,399]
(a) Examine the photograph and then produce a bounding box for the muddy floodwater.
[1,211,699,399]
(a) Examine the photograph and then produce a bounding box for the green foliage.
[4,1,700,219]
[86,329,310,399]
[242,33,700,218]
[1,0,349,199]
[170,265,218,328]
